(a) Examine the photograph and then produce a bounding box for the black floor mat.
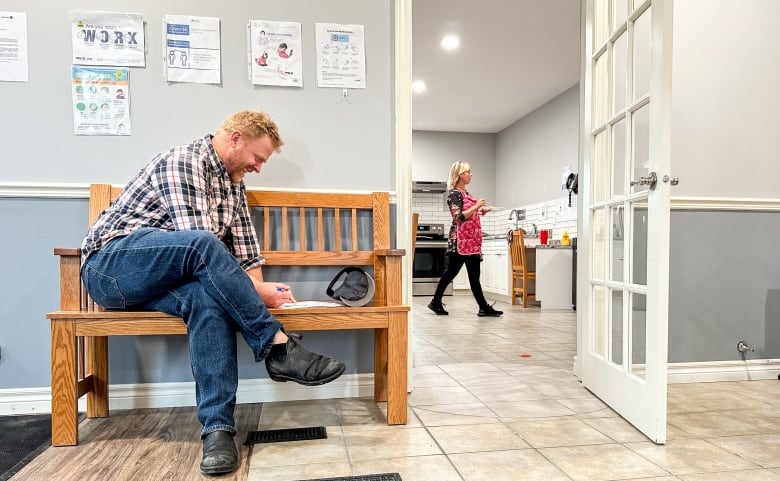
[294,475,401,481]
[0,413,51,481]
[244,426,327,445]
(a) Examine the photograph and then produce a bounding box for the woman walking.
[428,161,503,317]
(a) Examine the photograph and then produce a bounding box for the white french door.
[578,0,674,443]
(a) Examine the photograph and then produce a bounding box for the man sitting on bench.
[80,110,345,476]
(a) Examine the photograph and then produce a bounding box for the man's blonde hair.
[216,110,283,152]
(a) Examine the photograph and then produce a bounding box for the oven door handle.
[415,240,448,248]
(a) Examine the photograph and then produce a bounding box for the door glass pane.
[610,289,624,365]
[633,6,652,99]
[593,53,609,127]
[592,285,607,356]
[610,205,624,281]
[591,208,606,280]
[631,103,650,193]
[594,0,610,47]
[613,31,628,114]
[630,292,647,379]
[631,204,648,285]
[611,117,626,198]
[593,130,608,203]
[613,0,628,29]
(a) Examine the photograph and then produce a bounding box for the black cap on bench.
[326,267,375,307]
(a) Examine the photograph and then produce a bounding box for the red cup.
[540,230,549,245]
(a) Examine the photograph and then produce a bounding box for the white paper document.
[164,15,221,84]
[71,66,131,136]
[279,301,343,309]
[70,11,145,67]
[315,23,366,89]
[0,12,29,82]
[248,20,302,87]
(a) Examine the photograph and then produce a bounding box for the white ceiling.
[412,0,582,133]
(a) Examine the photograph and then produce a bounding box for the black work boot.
[478,304,504,317]
[200,430,238,476]
[427,299,449,315]
[265,336,345,386]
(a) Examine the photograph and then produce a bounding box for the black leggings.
[432,253,489,309]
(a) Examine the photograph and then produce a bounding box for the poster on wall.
[0,12,29,82]
[163,15,221,84]
[248,20,302,87]
[70,11,145,67]
[71,66,131,136]
[315,23,366,89]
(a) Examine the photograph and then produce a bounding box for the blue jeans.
[81,228,282,437]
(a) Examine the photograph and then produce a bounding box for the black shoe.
[427,300,449,315]
[265,336,346,386]
[478,304,503,317]
[200,430,238,476]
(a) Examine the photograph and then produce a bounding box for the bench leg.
[373,327,388,402]
[86,336,109,418]
[386,312,408,425]
[51,320,79,446]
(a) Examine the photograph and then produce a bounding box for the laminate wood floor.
[10,403,262,481]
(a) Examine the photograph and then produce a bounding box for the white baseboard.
[667,359,780,383]
[0,373,375,416]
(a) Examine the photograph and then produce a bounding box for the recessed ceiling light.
[440,35,460,50]
[411,80,426,94]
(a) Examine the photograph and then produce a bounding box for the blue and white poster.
[71,66,131,136]
[71,11,145,67]
[315,23,366,89]
[163,15,221,84]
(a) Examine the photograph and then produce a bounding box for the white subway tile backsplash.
[412,192,578,240]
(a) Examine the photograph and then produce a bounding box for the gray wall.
[495,84,580,208]
[0,0,395,191]
[671,0,780,198]
[0,0,394,390]
[669,211,780,361]
[412,130,496,198]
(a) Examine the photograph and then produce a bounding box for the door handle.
[630,171,657,190]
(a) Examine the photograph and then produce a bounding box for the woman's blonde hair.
[448,160,470,189]
[216,110,283,152]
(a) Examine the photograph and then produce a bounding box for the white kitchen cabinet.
[453,268,469,289]
[481,241,510,298]
[535,247,573,310]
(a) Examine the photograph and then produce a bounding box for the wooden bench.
[47,183,409,446]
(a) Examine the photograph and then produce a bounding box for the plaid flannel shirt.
[81,135,264,270]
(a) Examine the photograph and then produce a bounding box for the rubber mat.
[0,414,51,481]
[244,426,327,445]
[294,474,402,481]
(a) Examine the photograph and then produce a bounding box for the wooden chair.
[411,212,419,258]
[510,229,536,307]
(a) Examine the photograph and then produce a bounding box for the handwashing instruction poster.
[248,20,302,87]
[70,11,145,67]
[315,23,366,88]
[71,66,131,136]
[163,15,221,84]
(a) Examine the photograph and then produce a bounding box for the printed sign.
[71,11,145,67]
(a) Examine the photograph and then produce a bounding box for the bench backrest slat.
[76,184,392,310]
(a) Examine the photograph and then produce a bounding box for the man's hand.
[257,282,297,308]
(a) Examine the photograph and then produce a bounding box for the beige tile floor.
[246,295,780,481]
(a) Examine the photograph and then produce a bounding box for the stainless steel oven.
[413,223,452,296]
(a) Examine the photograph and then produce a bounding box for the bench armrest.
[374,248,405,257]
[54,247,82,311]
